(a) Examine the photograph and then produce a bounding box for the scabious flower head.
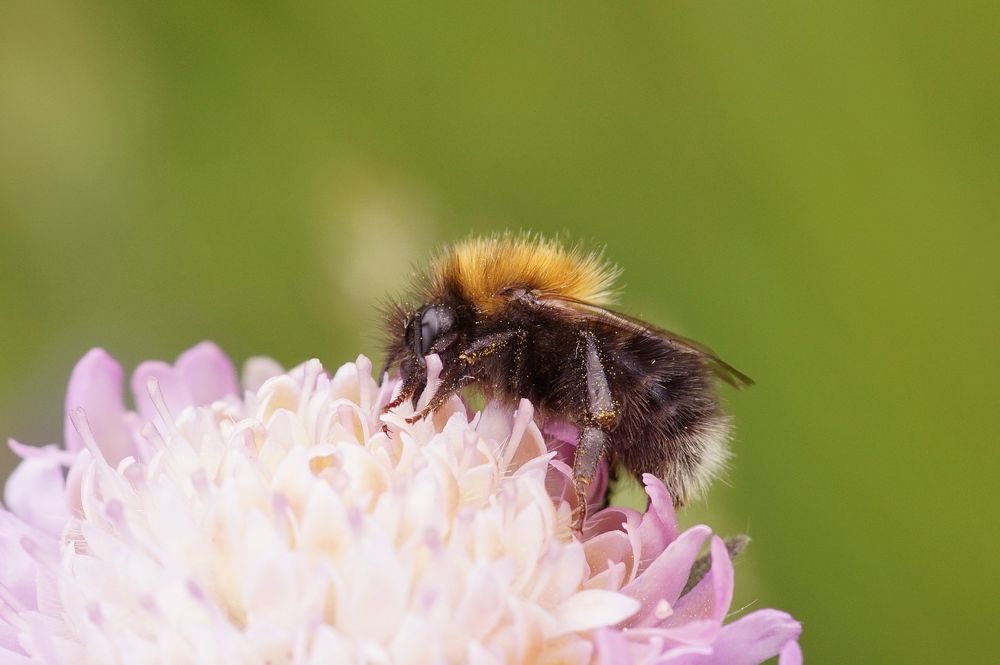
[1,343,801,664]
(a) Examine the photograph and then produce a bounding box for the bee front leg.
[404,329,526,424]
[571,331,619,530]
[403,366,474,424]
[382,367,424,413]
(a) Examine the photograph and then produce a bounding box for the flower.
[1,343,801,664]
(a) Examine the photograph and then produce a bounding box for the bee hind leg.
[570,331,619,530]
[571,426,607,530]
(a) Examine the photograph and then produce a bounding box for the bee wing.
[536,292,755,389]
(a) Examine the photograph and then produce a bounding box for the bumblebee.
[381,233,751,524]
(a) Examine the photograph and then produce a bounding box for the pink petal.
[543,419,579,447]
[130,360,177,426]
[586,461,611,513]
[501,399,548,472]
[555,590,640,634]
[63,450,92,517]
[174,341,238,406]
[2,453,67,536]
[778,638,803,665]
[637,474,679,560]
[544,458,574,507]
[0,512,45,611]
[63,349,133,465]
[0,623,18,652]
[593,628,633,665]
[585,505,650,587]
[0,619,20,663]
[242,356,285,392]
[621,525,712,628]
[657,619,722,650]
[131,342,238,427]
[584,504,640,541]
[696,610,802,665]
[668,536,734,627]
[583,530,632,582]
[7,440,73,465]
[654,644,715,664]
[0,646,34,665]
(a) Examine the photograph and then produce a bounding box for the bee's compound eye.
[419,305,455,355]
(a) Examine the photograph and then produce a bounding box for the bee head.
[381,298,474,410]
[405,303,462,366]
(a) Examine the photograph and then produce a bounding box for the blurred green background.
[2,2,998,662]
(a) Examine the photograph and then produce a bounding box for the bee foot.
[381,400,401,415]
[569,505,586,534]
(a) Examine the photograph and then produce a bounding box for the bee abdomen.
[614,404,732,506]
[611,343,733,504]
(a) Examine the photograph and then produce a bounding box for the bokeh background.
[2,3,998,662]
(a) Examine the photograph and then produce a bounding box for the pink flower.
[0,343,801,664]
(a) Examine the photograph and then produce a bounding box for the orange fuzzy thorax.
[429,234,621,313]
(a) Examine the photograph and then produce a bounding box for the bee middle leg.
[457,329,526,365]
